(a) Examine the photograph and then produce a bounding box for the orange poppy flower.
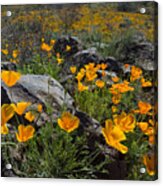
[111,106,118,113]
[2,49,8,55]
[138,101,152,114]
[141,78,152,87]
[137,121,156,145]
[76,71,85,82]
[13,102,31,115]
[12,50,19,58]
[37,104,43,113]
[100,63,108,70]
[137,122,149,132]
[111,76,120,83]
[143,154,156,176]
[85,71,97,82]
[110,81,134,94]
[50,39,55,46]
[25,111,35,122]
[95,80,105,88]
[1,104,15,134]
[112,94,121,105]
[130,66,142,81]
[57,112,80,133]
[102,119,128,154]
[1,70,21,87]
[84,63,95,71]
[78,82,88,92]
[16,125,35,142]
[41,42,52,52]
[70,66,77,74]
[114,112,136,133]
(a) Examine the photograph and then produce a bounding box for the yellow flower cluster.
[1,71,43,142]
[1,101,43,140]
[110,80,134,105]
[1,48,20,63]
[73,62,107,92]
[3,5,154,41]
[102,112,136,154]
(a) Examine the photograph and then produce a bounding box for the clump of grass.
[75,88,112,123]
[19,55,61,80]
[2,122,111,178]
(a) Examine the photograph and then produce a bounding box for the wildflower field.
[1,2,158,180]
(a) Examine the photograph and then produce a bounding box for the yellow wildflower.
[141,78,152,87]
[143,154,156,176]
[78,82,88,92]
[70,66,77,74]
[111,106,118,113]
[95,80,105,88]
[86,71,97,81]
[76,71,85,82]
[138,101,152,114]
[137,122,149,132]
[37,104,43,113]
[1,104,15,134]
[13,102,31,115]
[102,119,128,154]
[100,63,108,70]
[130,66,142,81]
[111,76,120,83]
[1,70,21,87]
[25,112,35,122]
[110,81,134,94]
[112,94,121,105]
[66,45,71,51]
[41,42,52,52]
[58,112,80,133]
[12,50,19,58]
[85,63,95,71]
[114,112,136,133]
[2,49,8,55]
[56,58,63,64]
[50,39,55,46]
[16,125,35,142]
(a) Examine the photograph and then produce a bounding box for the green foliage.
[19,55,61,80]
[75,88,112,122]
[99,28,137,60]
[2,123,110,178]
[125,130,153,180]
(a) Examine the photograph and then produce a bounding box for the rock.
[53,36,82,57]
[115,32,157,71]
[102,56,122,72]
[93,42,110,49]
[72,47,102,68]
[1,61,17,71]
[75,110,127,180]
[75,110,118,157]
[1,74,74,126]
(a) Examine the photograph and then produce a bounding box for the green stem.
[14,114,20,125]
